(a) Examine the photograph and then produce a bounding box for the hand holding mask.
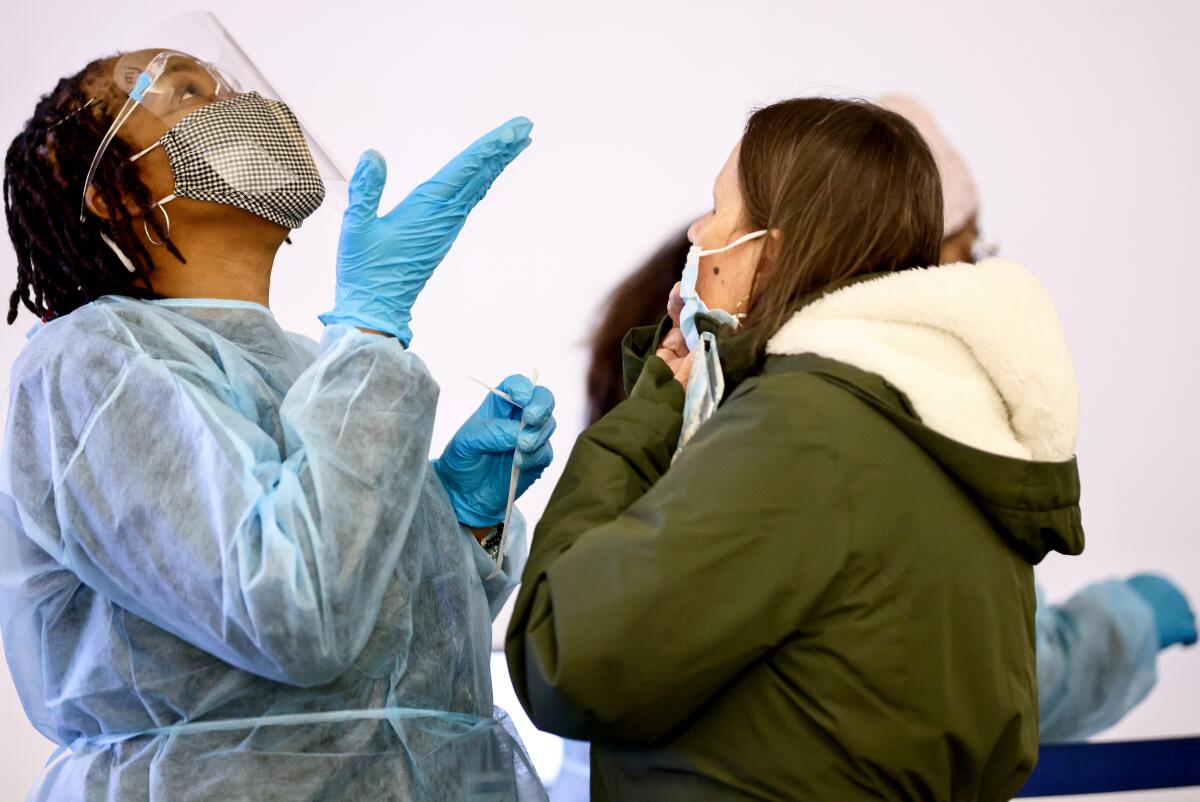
[656,282,695,388]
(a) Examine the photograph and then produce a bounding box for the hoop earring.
[143,200,172,246]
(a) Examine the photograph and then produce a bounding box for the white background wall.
[1,1,1197,799]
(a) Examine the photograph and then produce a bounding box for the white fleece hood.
[765,259,1079,463]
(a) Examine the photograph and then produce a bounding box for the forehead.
[714,141,741,193]
[110,49,209,94]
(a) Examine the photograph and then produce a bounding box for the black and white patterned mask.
[130,92,326,229]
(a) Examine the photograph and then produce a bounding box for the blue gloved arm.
[320,117,533,345]
[433,375,556,528]
[1126,574,1199,649]
[1037,580,1162,742]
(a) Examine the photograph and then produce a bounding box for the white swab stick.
[489,368,539,579]
[469,376,521,407]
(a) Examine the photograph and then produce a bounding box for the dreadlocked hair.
[4,57,185,325]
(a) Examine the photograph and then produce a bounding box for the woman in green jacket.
[506,97,1084,801]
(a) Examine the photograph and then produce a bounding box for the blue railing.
[1016,736,1200,797]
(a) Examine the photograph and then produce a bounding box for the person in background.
[877,94,1198,743]
[585,230,691,425]
[573,97,1197,771]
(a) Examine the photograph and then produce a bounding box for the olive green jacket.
[506,261,1085,801]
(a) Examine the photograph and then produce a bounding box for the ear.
[761,227,783,262]
[85,181,146,222]
[83,183,112,220]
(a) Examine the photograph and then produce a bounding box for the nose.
[687,217,705,245]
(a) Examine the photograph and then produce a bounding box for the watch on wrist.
[480,525,504,563]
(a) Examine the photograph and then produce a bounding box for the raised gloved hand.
[1126,574,1198,649]
[433,376,556,528]
[320,117,534,345]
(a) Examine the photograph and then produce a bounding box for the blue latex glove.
[319,117,533,345]
[433,376,556,528]
[1126,574,1198,649]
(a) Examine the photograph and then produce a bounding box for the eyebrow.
[154,56,211,82]
[161,59,206,78]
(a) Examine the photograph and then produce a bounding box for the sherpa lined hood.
[766,259,1084,562]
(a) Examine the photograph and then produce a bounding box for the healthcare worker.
[508,97,1084,801]
[0,19,553,801]
[881,94,1199,742]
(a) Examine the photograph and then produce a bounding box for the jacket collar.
[620,271,889,400]
[766,260,1079,462]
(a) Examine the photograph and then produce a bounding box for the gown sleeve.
[1036,580,1159,742]
[4,322,442,687]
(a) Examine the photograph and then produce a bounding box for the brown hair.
[738,97,943,347]
[585,227,691,424]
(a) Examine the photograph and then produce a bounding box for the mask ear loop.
[696,229,768,257]
[127,140,175,247]
[141,197,174,246]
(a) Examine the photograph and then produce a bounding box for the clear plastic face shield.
[80,11,346,226]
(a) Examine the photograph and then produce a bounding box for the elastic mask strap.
[697,229,767,257]
[99,232,137,273]
[129,140,174,245]
[142,196,175,246]
[128,140,161,163]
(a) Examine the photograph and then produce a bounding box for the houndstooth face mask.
[129,92,326,229]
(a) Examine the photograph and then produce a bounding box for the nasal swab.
[485,368,539,579]
[469,376,520,407]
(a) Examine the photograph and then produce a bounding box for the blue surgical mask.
[679,230,768,350]
[676,331,725,456]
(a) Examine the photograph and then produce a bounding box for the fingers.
[463,418,520,454]
[456,134,532,206]
[668,282,684,327]
[521,386,555,428]
[516,440,553,473]
[671,350,696,387]
[659,326,689,359]
[344,150,387,228]
[496,374,535,408]
[518,416,556,455]
[654,339,695,387]
[421,117,534,203]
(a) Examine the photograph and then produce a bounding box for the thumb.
[345,150,387,227]
[668,282,684,328]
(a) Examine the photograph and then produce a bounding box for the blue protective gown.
[1037,580,1159,743]
[0,296,545,801]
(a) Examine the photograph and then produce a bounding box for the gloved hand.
[433,376,556,528]
[1126,574,1198,649]
[320,117,534,345]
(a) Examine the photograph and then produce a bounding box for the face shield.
[80,11,346,226]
